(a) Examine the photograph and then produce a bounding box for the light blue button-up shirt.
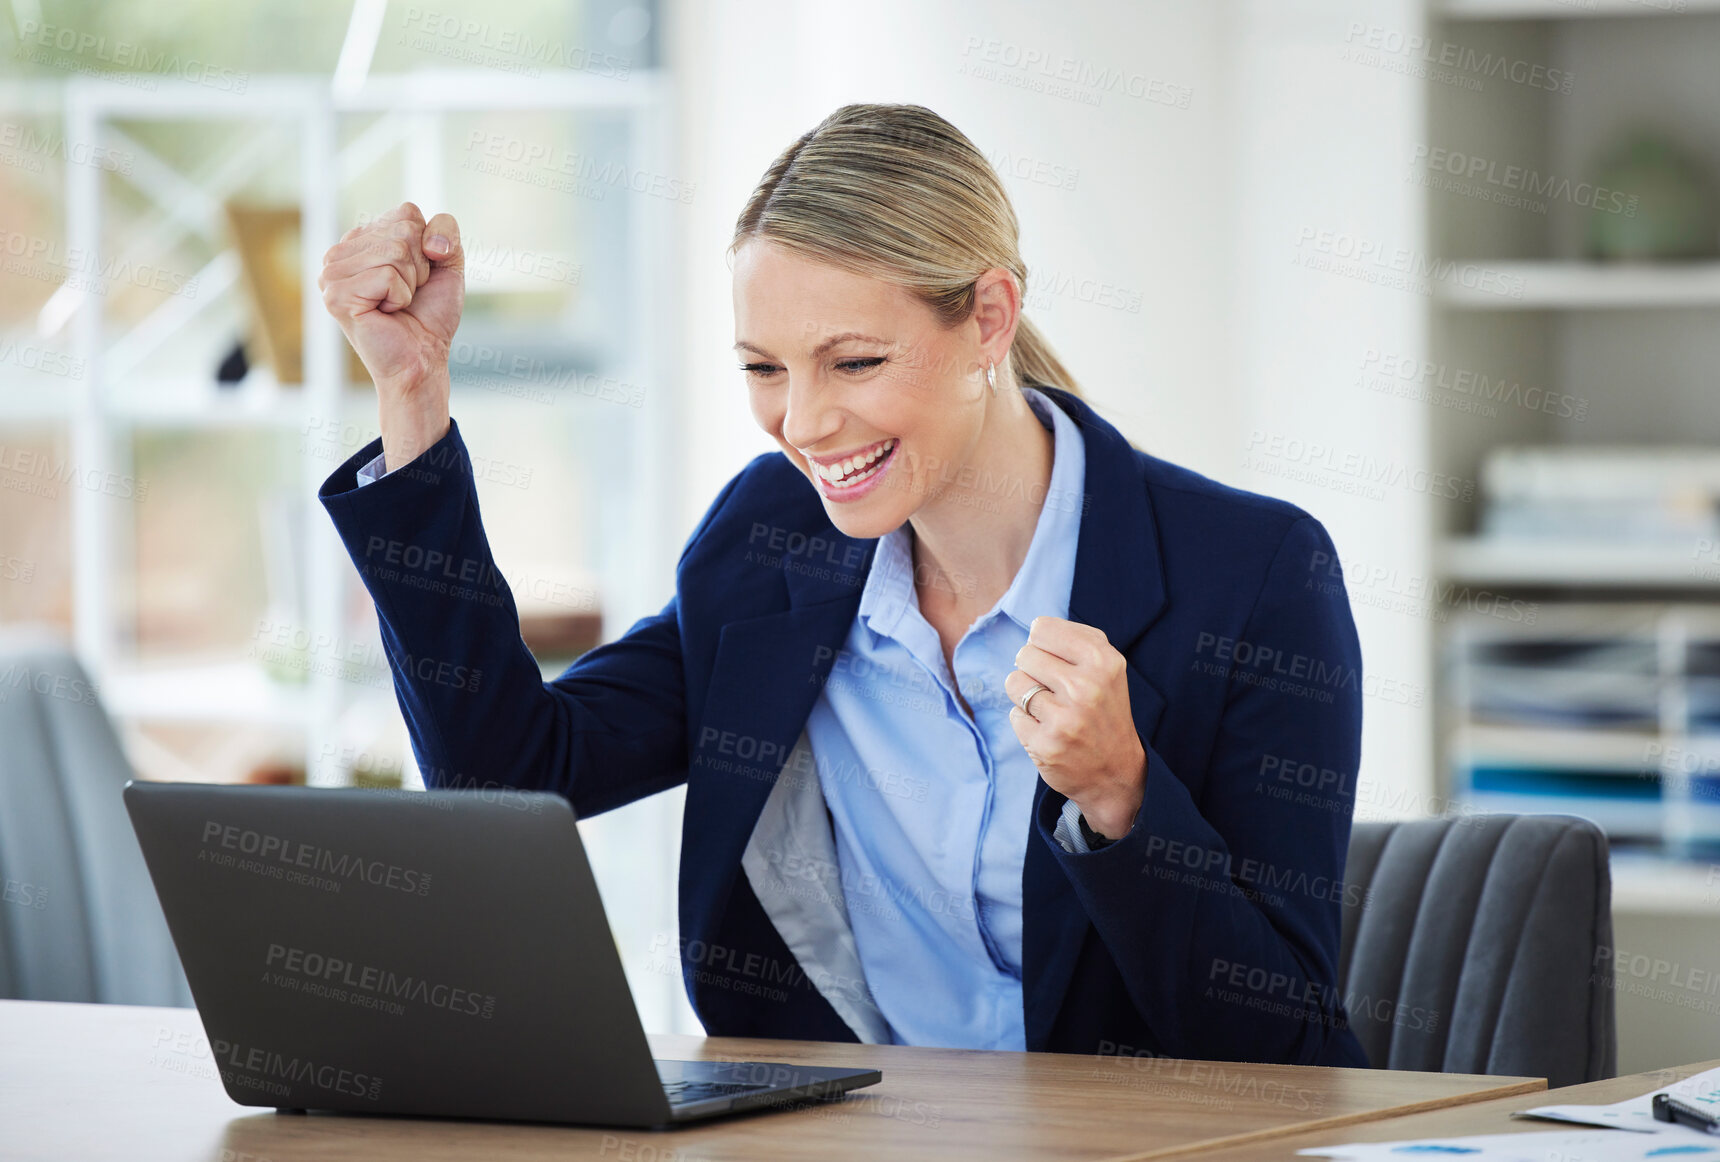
[804,386,1090,1050]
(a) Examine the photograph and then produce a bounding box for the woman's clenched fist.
[1004,615,1148,842]
[318,202,464,471]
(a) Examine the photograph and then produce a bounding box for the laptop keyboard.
[662,1079,774,1106]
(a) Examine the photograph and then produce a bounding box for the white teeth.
[814,439,896,488]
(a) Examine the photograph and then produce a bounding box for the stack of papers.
[1301,1129,1716,1162]
[1300,1068,1720,1162]
[1513,1068,1720,1134]
[1479,446,1720,544]
[1466,636,1660,730]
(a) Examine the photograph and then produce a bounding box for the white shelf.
[0,379,378,429]
[1455,723,1662,768]
[104,659,314,725]
[1440,537,1720,587]
[47,69,664,118]
[337,68,665,113]
[1440,0,1720,18]
[0,388,368,429]
[1436,262,1720,310]
[105,378,315,428]
[1612,853,1720,914]
[102,657,395,726]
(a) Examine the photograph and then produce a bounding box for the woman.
[317,104,1367,1066]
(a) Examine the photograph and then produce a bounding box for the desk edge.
[1100,1076,1548,1162]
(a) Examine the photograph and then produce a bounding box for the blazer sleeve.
[318,419,736,817]
[1034,515,1367,1066]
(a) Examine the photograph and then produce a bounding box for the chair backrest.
[0,629,192,1006]
[1339,814,1615,1086]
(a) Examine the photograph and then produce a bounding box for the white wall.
[1224,0,1434,818]
[669,0,1239,511]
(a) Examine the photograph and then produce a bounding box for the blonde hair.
[730,103,1082,397]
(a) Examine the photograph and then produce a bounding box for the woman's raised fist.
[318,202,463,469]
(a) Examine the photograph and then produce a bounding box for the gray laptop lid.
[123,781,672,1126]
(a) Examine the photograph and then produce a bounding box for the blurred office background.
[2,0,1718,1070]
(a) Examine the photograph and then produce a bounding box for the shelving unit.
[1445,603,1720,845]
[49,68,677,786]
[1423,2,1720,812]
[1423,0,1720,1071]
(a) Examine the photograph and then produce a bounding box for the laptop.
[123,780,880,1128]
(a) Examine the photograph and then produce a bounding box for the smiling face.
[733,238,1001,540]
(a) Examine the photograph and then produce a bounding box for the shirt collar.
[858,386,1086,640]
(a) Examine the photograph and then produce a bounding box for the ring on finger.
[1019,682,1051,719]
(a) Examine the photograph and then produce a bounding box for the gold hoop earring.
[986,361,997,394]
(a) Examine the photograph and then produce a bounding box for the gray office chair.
[1339,814,1615,1087]
[0,628,192,1006]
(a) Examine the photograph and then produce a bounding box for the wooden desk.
[1183,1059,1720,1162]
[0,1000,1542,1162]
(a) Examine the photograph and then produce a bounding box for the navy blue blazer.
[319,386,1368,1067]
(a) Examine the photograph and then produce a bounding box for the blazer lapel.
[1022,387,1171,1049]
[680,518,875,946]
